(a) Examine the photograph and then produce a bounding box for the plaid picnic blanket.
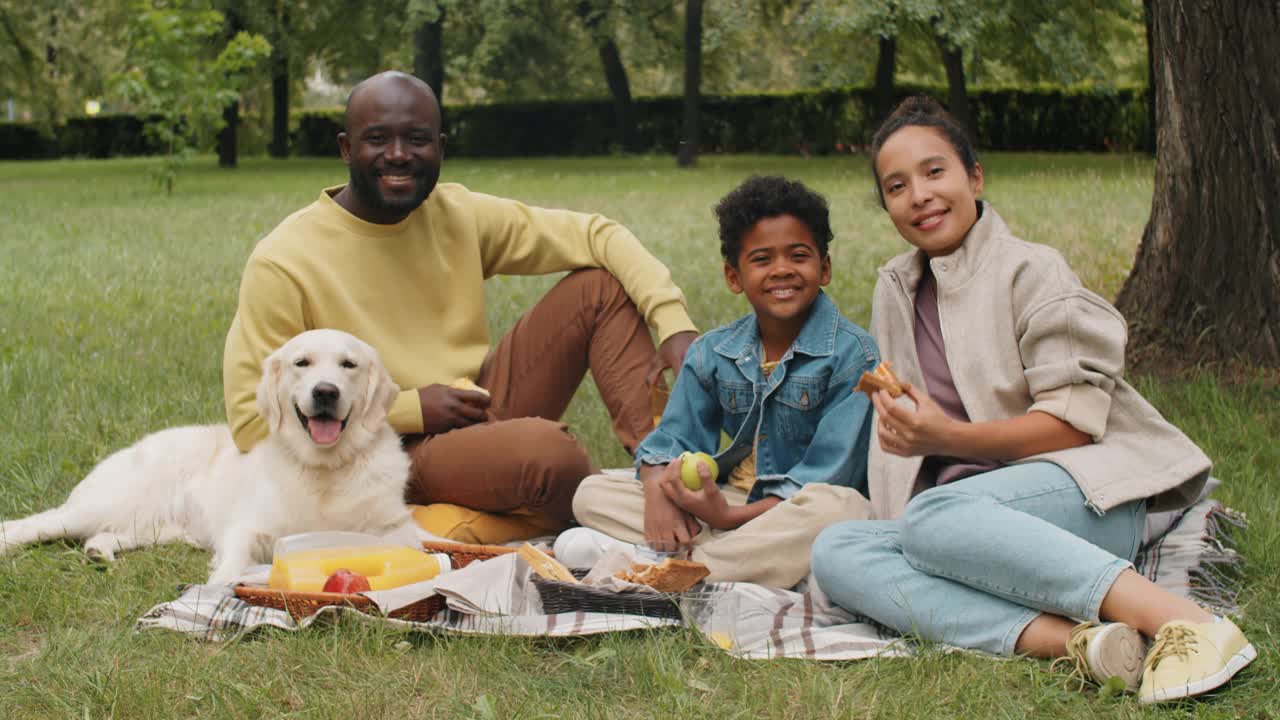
[136,490,1245,661]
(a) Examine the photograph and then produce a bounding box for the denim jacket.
[635,291,880,502]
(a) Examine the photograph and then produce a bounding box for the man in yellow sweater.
[223,71,697,531]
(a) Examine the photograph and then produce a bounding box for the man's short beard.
[348,167,435,217]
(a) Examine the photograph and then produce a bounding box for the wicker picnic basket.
[234,541,521,622]
[530,569,709,620]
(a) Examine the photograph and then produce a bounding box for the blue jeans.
[810,462,1146,656]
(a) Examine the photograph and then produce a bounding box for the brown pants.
[404,269,657,524]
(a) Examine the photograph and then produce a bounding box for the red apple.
[322,568,371,593]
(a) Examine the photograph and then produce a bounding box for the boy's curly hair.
[713,176,833,268]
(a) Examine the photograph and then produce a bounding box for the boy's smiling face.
[725,214,832,344]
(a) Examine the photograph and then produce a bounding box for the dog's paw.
[84,546,114,563]
[83,536,118,563]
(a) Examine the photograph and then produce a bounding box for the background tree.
[1116,0,1280,366]
[267,0,291,158]
[0,0,129,123]
[677,0,703,168]
[216,2,247,168]
[574,0,637,152]
[409,0,447,102]
[112,2,269,192]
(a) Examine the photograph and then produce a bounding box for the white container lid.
[272,528,420,560]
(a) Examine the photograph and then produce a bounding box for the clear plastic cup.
[681,590,741,651]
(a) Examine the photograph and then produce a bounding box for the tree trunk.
[677,0,703,168]
[269,7,290,158]
[599,37,638,152]
[1115,0,1280,366]
[574,2,638,152]
[217,7,243,168]
[413,9,445,103]
[218,100,239,168]
[872,34,897,124]
[1142,0,1155,154]
[934,33,974,142]
[45,12,56,69]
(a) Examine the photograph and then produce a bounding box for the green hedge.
[3,84,1150,161]
[0,114,170,159]
[297,84,1149,158]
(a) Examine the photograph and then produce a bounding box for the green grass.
[0,154,1275,719]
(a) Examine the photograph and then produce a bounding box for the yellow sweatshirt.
[223,183,697,451]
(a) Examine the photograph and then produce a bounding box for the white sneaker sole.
[1087,623,1145,692]
[1138,643,1258,704]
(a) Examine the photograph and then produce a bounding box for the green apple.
[679,451,718,491]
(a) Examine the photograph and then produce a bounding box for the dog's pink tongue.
[307,417,342,444]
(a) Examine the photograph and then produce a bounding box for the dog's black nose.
[312,382,340,408]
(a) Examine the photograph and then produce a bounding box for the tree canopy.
[2,0,1149,123]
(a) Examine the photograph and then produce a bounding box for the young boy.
[563,176,878,588]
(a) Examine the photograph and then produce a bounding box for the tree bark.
[1115,0,1280,366]
[218,100,239,168]
[269,6,290,158]
[677,0,703,168]
[934,33,974,142]
[872,34,897,124]
[1142,0,1155,153]
[413,9,445,104]
[575,2,638,152]
[599,38,638,152]
[45,12,56,68]
[217,7,243,168]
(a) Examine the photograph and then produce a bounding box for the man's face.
[338,82,444,223]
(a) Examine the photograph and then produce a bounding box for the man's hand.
[872,385,958,457]
[418,383,490,435]
[648,331,697,389]
[641,464,701,552]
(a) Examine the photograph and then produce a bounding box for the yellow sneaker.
[1139,617,1256,704]
[1053,622,1145,692]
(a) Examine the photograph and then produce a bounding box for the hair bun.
[892,95,946,120]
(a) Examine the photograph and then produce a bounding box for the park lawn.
[0,153,1275,719]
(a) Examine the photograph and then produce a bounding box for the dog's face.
[256,330,399,464]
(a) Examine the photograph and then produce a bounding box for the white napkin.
[580,544,665,594]
[432,553,542,615]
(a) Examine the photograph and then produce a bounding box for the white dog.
[0,329,423,584]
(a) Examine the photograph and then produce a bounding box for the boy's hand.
[660,455,736,530]
[872,385,958,457]
[641,466,701,551]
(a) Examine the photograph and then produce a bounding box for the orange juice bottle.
[650,368,674,428]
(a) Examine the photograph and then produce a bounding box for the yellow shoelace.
[1144,624,1198,671]
[1050,622,1097,691]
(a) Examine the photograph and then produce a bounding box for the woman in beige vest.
[810,96,1254,705]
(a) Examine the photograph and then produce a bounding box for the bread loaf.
[615,558,709,592]
[518,543,578,584]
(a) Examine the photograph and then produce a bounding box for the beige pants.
[572,473,872,588]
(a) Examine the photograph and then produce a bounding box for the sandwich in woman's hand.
[855,361,909,398]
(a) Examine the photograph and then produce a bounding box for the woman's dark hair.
[869,96,979,208]
[713,175,833,267]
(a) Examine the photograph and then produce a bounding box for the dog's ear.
[255,350,285,434]
[361,352,401,432]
